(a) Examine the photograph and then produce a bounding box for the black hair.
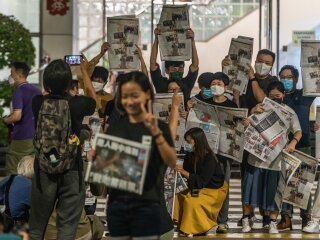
[184,127,218,164]
[279,65,299,80]
[257,49,276,64]
[164,61,185,69]
[267,81,285,94]
[11,62,30,78]
[70,80,79,90]
[115,71,154,112]
[91,66,109,83]
[43,59,72,96]
[211,72,230,86]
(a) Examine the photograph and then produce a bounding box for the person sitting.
[173,127,227,237]
[0,155,34,225]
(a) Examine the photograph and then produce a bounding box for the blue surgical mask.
[184,143,194,152]
[280,79,293,92]
[202,88,213,99]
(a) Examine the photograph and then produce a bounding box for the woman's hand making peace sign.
[141,100,161,136]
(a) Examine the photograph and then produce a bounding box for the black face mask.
[271,98,283,104]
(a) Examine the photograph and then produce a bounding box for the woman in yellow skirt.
[174,127,228,237]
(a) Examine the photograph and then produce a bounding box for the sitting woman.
[173,127,227,237]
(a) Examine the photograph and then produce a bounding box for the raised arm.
[186,28,199,72]
[135,44,149,78]
[150,26,161,71]
[87,42,110,77]
[247,64,266,103]
[80,55,97,102]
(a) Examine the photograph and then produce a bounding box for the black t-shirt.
[184,153,225,189]
[106,118,174,202]
[104,99,125,125]
[194,92,238,108]
[32,94,96,170]
[150,66,198,100]
[240,74,279,111]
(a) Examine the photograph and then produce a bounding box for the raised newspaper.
[223,36,254,95]
[275,150,301,209]
[153,93,185,151]
[277,150,317,209]
[189,98,248,162]
[316,106,320,158]
[85,133,151,195]
[300,40,320,96]
[107,17,140,71]
[158,5,191,61]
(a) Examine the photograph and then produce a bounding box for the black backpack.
[34,98,78,174]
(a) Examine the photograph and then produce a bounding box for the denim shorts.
[107,199,161,238]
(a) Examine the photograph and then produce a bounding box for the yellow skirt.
[173,181,228,235]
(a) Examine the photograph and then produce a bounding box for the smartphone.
[64,55,81,65]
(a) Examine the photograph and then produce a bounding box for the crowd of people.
[0,26,319,240]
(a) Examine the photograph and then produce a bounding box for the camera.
[191,188,199,197]
[64,55,81,65]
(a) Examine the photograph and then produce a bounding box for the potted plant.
[0,13,35,167]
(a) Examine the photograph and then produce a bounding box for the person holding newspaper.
[276,65,316,232]
[89,71,176,239]
[173,127,227,237]
[241,81,302,234]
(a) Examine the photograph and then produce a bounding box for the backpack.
[34,98,78,174]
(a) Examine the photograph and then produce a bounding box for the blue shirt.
[0,175,31,219]
[285,89,315,148]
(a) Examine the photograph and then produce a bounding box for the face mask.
[210,85,225,96]
[8,75,15,85]
[202,88,213,99]
[184,143,194,152]
[92,82,104,92]
[271,98,283,105]
[169,71,183,80]
[255,63,272,76]
[280,79,294,92]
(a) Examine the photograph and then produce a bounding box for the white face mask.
[255,63,272,77]
[8,75,15,85]
[92,82,104,92]
[210,85,225,96]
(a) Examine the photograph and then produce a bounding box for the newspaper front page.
[164,167,177,217]
[153,93,185,151]
[275,150,302,209]
[280,150,317,209]
[224,36,254,95]
[316,106,320,158]
[158,5,191,61]
[107,17,140,71]
[190,98,248,162]
[301,40,320,96]
[85,134,151,195]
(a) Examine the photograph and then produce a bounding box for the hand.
[172,93,183,110]
[100,42,111,54]
[186,28,194,40]
[179,111,188,120]
[233,89,240,98]
[314,122,319,131]
[175,164,183,172]
[141,100,159,136]
[80,54,90,74]
[251,103,265,114]
[222,55,231,67]
[242,118,250,128]
[134,44,143,57]
[246,63,255,80]
[285,140,296,153]
[88,149,96,162]
[187,99,194,111]
[154,25,161,37]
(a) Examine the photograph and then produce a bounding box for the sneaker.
[237,214,256,227]
[269,221,279,234]
[206,226,217,236]
[179,232,193,238]
[302,215,312,229]
[242,217,252,233]
[277,214,292,231]
[216,224,228,234]
[302,219,320,233]
[262,215,271,229]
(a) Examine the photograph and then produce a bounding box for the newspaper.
[189,98,248,162]
[277,150,317,209]
[85,133,151,195]
[164,167,177,217]
[158,5,191,61]
[316,106,320,158]
[153,93,185,151]
[300,40,320,96]
[107,17,140,71]
[248,98,288,144]
[223,36,254,95]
